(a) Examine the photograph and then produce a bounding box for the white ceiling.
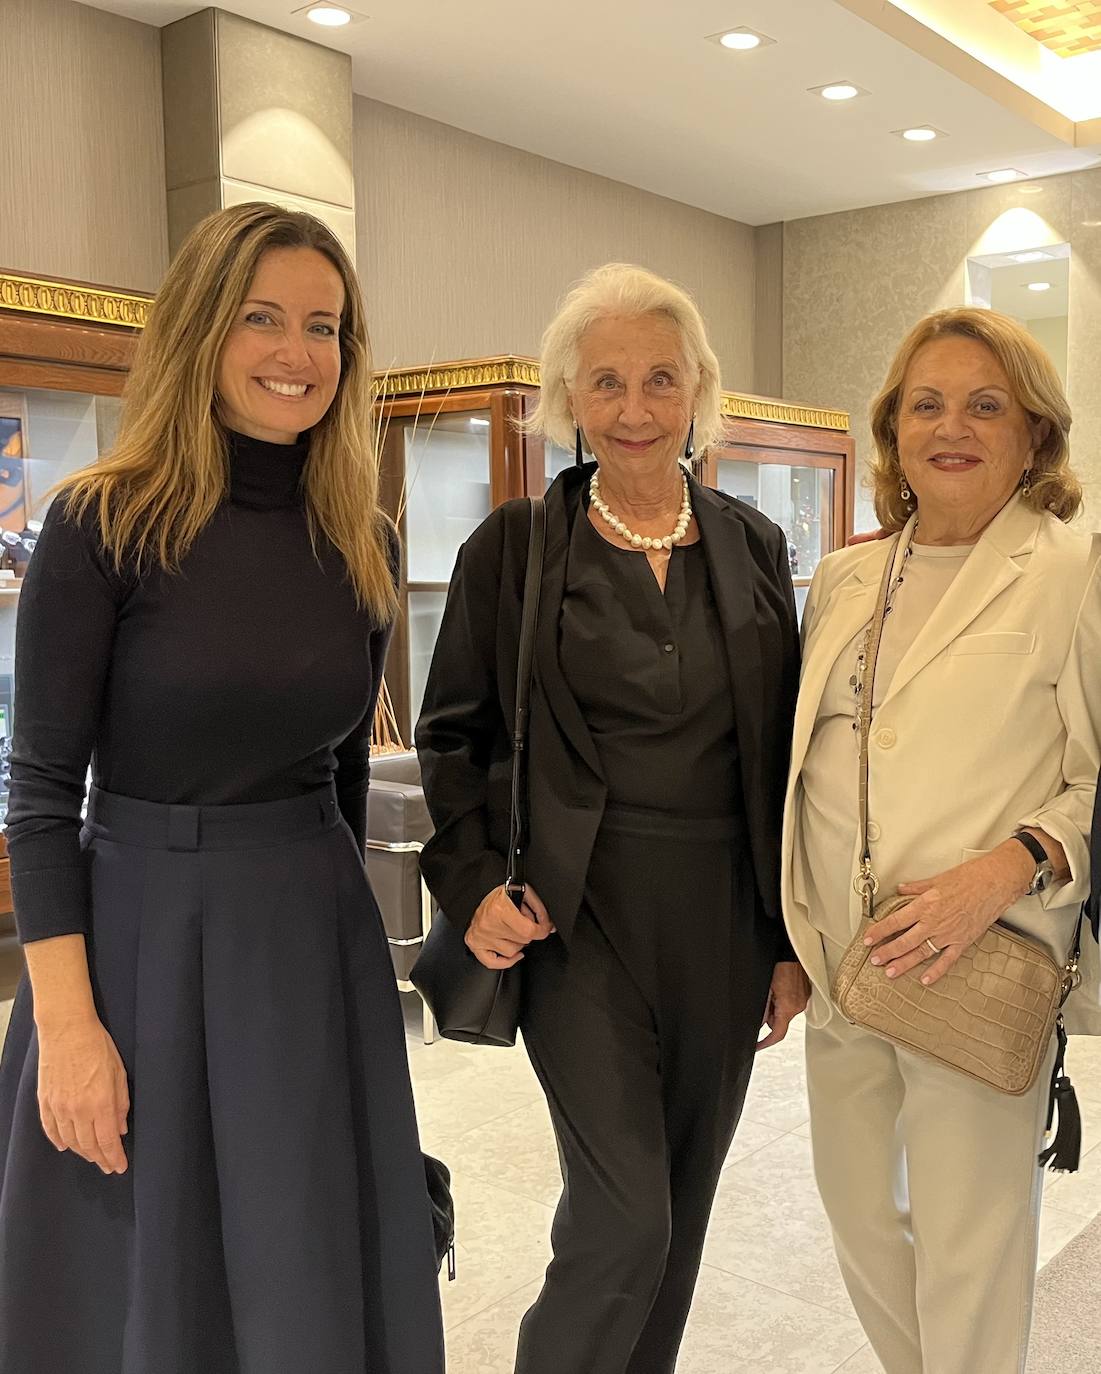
[83,0,1101,224]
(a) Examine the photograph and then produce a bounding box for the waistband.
[84,785,341,852]
[599,802,746,843]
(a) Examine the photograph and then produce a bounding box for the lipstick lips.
[928,451,981,470]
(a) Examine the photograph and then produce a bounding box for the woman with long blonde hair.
[0,203,444,1373]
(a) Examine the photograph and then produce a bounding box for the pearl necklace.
[589,470,693,552]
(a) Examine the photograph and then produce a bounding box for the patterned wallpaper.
[783,168,1101,531]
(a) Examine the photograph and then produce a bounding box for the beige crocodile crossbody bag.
[831,531,1080,1096]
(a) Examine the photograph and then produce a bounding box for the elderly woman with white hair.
[416,263,809,1373]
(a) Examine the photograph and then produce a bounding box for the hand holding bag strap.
[506,496,546,893]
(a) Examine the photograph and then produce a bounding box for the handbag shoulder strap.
[855,533,908,915]
[506,497,546,888]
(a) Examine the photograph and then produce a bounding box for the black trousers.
[515,807,778,1374]
[0,786,444,1374]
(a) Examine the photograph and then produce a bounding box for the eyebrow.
[908,384,1011,398]
[587,358,683,375]
[243,298,341,320]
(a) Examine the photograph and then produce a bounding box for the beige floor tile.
[443,1278,540,1373]
[704,1133,853,1316]
[1044,1141,1101,1219]
[410,1045,544,1144]
[740,1028,810,1134]
[445,1099,562,1208]
[723,1117,788,1169]
[1037,1202,1093,1269]
[677,1263,867,1373]
[833,1343,886,1372]
[438,1170,553,1331]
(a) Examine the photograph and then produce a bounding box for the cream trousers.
[806,936,1055,1374]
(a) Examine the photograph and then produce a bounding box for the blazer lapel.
[880,496,1041,707]
[692,483,767,810]
[533,473,604,781]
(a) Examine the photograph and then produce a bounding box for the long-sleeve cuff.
[11,862,89,943]
[1016,807,1091,911]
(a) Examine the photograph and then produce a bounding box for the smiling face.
[897,334,1046,535]
[568,313,696,482]
[215,245,345,444]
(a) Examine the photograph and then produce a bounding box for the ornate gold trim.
[378,354,849,430]
[720,392,849,431]
[376,355,541,397]
[0,273,151,328]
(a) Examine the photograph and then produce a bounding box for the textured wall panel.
[0,0,168,291]
[989,1,1101,58]
[354,98,757,387]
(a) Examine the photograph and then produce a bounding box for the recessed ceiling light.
[306,4,352,24]
[707,27,775,52]
[894,125,946,142]
[818,82,862,101]
[1027,281,1052,292]
[980,168,1025,184]
[1011,251,1054,263]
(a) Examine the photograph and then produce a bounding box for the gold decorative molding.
[376,355,541,398]
[377,354,849,430]
[720,391,850,430]
[0,273,151,328]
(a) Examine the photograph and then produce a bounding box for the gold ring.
[925,938,941,956]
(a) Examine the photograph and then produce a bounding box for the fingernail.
[921,976,931,985]
[863,936,873,946]
[869,956,880,966]
[886,968,897,978]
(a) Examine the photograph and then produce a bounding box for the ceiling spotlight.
[980,168,1025,184]
[306,4,352,24]
[903,127,936,141]
[1027,282,1052,292]
[819,82,862,101]
[1011,251,1053,263]
[708,27,775,51]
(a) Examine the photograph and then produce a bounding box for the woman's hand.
[465,883,555,969]
[756,961,811,1051]
[37,1015,130,1175]
[864,840,1042,985]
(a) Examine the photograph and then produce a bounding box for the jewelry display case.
[0,272,148,991]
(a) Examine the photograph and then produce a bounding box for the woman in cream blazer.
[783,307,1101,1374]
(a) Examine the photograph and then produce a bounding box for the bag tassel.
[1038,1016,1082,1174]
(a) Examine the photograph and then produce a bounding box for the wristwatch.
[1011,830,1055,895]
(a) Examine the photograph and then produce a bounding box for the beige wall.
[783,167,1101,530]
[0,0,168,292]
[354,97,759,387]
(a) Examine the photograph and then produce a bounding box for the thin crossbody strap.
[506,497,546,891]
[854,531,911,917]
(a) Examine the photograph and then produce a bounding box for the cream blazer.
[781,495,1101,1032]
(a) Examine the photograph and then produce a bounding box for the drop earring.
[684,420,695,462]
[575,426,584,469]
[1021,468,1033,497]
[899,475,912,504]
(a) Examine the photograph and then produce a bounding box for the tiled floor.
[406,1001,1101,1374]
[2,994,1098,1372]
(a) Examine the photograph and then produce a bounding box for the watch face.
[1033,863,1055,894]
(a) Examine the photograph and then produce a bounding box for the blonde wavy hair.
[870,306,1079,530]
[57,202,397,622]
[526,262,726,453]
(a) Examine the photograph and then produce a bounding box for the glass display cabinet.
[0,270,148,993]
[377,358,855,737]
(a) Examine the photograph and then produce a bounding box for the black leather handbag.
[411,497,546,1047]
[423,1152,456,1280]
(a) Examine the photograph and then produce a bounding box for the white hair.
[527,262,726,452]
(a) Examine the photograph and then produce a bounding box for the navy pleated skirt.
[0,785,445,1374]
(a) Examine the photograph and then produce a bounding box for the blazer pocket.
[949,631,1036,656]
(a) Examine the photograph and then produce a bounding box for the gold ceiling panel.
[989,0,1101,57]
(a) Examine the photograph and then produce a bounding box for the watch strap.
[1012,830,1048,868]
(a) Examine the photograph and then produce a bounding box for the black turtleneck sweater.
[5,432,395,944]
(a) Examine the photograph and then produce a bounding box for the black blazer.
[415,464,800,946]
[1088,781,1101,942]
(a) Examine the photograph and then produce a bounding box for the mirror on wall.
[967,244,1069,387]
